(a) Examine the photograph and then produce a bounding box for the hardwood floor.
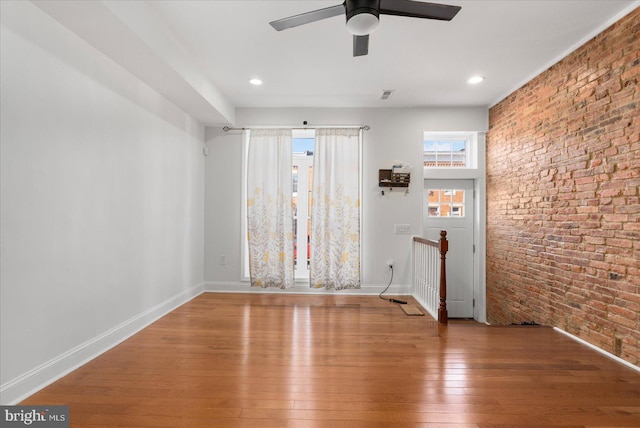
[21,293,640,427]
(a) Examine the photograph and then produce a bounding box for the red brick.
[486,9,640,367]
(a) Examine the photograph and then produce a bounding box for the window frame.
[423,132,482,180]
[427,188,467,218]
[423,138,469,168]
[292,153,313,280]
[242,129,335,283]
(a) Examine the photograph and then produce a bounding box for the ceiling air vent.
[380,90,394,100]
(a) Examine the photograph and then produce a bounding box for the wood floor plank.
[20,293,640,426]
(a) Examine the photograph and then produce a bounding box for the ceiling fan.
[269,0,461,57]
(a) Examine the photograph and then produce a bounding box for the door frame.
[422,132,486,323]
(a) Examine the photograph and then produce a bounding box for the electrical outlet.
[387,259,394,269]
[219,255,226,265]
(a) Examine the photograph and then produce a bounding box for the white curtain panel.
[246,129,294,288]
[310,128,361,290]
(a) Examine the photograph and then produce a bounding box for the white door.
[424,179,474,318]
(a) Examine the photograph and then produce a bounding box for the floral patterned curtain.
[246,129,294,288]
[310,128,361,290]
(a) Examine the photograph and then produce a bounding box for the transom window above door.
[424,139,468,167]
[423,132,480,172]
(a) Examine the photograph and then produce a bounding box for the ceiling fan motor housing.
[270,0,461,56]
[345,0,381,35]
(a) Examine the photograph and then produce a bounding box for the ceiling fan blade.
[353,34,369,56]
[270,4,345,31]
[379,0,461,21]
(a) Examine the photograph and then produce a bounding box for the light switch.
[394,224,411,234]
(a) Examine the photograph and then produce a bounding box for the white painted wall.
[0,2,205,403]
[0,1,487,404]
[204,107,488,292]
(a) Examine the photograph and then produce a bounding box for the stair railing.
[412,230,448,324]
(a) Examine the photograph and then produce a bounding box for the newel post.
[438,230,449,324]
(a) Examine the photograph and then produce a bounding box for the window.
[423,131,480,170]
[427,188,466,217]
[424,139,468,167]
[292,133,314,279]
[242,128,361,285]
[242,130,315,281]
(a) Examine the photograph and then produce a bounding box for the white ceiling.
[33,0,639,125]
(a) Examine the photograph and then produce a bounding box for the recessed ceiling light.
[467,76,484,85]
[249,78,263,86]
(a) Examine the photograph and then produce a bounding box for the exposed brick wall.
[486,8,640,366]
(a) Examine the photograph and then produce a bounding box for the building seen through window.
[427,188,465,217]
[292,137,314,278]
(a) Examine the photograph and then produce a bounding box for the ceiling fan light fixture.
[346,12,379,35]
[270,0,460,57]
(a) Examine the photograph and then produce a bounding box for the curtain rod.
[222,125,370,132]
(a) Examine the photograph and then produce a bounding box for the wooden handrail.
[412,236,439,247]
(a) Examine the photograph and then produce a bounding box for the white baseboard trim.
[204,281,411,295]
[0,283,204,405]
[553,327,640,373]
